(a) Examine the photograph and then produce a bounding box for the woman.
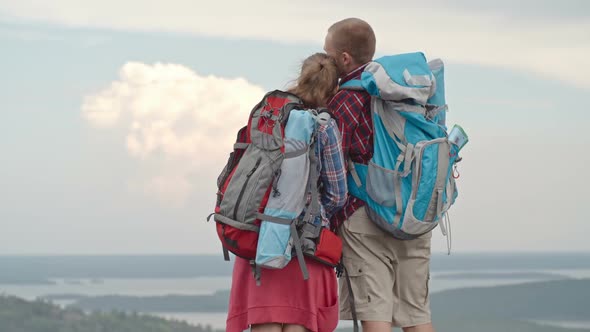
[226,53,347,332]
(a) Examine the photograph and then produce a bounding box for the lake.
[2,253,590,330]
[2,268,590,330]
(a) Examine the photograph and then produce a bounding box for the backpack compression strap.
[290,137,323,281]
[292,119,324,281]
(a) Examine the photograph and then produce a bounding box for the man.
[324,18,435,332]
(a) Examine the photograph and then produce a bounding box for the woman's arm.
[319,118,348,218]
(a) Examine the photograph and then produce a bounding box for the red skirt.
[226,256,339,332]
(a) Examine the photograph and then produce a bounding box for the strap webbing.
[440,212,452,255]
[284,147,308,159]
[255,213,293,225]
[303,140,321,224]
[402,143,415,176]
[348,159,362,188]
[427,104,448,121]
[293,138,319,280]
[222,246,230,261]
[254,263,261,286]
[435,189,444,224]
[393,172,403,226]
[233,142,250,150]
[291,222,309,280]
[308,140,321,218]
[343,265,359,332]
[214,214,260,232]
[446,212,452,255]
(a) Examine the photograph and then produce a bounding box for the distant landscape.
[31,279,590,332]
[32,279,589,319]
[2,253,590,282]
[3,280,589,332]
[1,253,590,332]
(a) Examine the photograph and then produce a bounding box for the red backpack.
[207,90,342,281]
[209,90,302,260]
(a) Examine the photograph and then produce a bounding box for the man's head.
[324,18,376,77]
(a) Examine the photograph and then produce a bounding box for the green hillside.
[431,279,590,320]
[0,295,220,332]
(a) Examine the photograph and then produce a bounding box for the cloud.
[1,0,589,89]
[82,62,265,206]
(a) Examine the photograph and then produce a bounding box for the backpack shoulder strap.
[339,79,364,91]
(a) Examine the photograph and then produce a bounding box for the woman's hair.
[289,53,339,108]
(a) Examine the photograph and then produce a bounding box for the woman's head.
[289,53,339,108]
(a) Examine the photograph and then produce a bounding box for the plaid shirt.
[316,118,347,227]
[328,65,373,228]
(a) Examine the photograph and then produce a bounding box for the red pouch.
[312,228,342,267]
[216,222,258,260]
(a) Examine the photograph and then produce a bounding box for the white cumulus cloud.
[82,62,266,206]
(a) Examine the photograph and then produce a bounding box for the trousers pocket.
[341,258,369,306]
[366,161,397,207]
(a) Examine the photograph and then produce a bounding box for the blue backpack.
[341,52,465,245]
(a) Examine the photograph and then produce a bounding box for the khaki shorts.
[338,208,432,327]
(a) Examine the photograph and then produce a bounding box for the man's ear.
[342,52,353,66]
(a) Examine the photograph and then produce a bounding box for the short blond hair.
[289,53,338,108]
[328,18,376,65]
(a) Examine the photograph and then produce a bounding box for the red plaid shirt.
[328,65,373,228]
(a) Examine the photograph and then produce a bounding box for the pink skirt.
[226,256,339,332]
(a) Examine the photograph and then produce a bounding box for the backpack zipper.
[233,157,262,221]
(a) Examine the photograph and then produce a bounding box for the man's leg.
[391,232,434,331]
[402,323,435,332]
[338,209,396,330]
[362,321,392,332]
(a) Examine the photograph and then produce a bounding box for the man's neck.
[340,63,369,83]
[343,65,365,79]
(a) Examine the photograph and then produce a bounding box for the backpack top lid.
[341,52,435,106]
[248,90,303,151]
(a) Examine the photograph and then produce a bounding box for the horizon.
[2,251,590,256]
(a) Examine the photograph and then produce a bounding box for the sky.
[1,0,589,254]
